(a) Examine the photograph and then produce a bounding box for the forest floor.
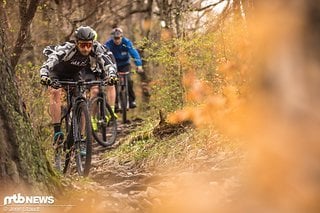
[54,117,244,213]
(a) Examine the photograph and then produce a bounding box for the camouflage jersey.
[40,40,117,78]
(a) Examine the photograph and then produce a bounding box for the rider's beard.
[79,49,91,56]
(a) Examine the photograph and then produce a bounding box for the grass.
[102,118,234,171]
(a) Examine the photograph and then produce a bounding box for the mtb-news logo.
[3,193,54,206]
[1,193,55,212]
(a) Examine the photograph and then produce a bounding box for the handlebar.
[50,80,108,88]
[58,80,105,86]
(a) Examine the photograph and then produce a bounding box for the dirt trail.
[62,119,243,213]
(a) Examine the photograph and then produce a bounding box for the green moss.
[5,91,61,191]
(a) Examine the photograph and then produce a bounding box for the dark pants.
[118,64,135,103]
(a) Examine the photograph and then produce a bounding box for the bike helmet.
[75,26,95,41]
[111,27,123,38]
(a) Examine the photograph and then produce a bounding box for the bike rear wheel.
[73,101,92,176]
[91,97,117,147]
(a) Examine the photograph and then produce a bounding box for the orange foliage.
[182,72,212,102]
[169,1,320,212]
[169,71,246,137]
[160,29,173,41]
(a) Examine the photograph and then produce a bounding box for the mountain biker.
[39,26,117,146]
[104,27,143,109]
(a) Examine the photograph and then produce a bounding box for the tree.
[0,1,58,193]
[10,0,41,70]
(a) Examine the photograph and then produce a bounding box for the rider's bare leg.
[106,85,116,110]
[90,85,99,115]
[49,87,63,142]
[49,87,62,124]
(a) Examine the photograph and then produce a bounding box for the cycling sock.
[110,105,115,112]
[53,123,61,133]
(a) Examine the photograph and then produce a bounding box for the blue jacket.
[104,37,142,67]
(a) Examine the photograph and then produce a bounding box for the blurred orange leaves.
[182,72,212,102]
[169,70,248,136]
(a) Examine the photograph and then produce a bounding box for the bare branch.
[72,7,99,24]
[191,0,227,12]
[11,0,41,70]
[209,0,232,32]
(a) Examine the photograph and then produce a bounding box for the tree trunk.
[0,5,58,193]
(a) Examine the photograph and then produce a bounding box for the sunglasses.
[78,42,93,48]
[113,37,121,40]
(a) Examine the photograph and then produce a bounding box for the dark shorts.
[117,64,131,72]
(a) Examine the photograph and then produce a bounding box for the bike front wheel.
[54,106,71,174]
[73,101,92,176]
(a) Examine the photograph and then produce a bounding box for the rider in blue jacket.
[104,27,143,108]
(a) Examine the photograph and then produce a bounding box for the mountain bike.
[116,71,130,123]
[89,80,117,147]
[52,79,94,177]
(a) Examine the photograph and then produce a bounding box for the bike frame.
[60,81,88,138]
